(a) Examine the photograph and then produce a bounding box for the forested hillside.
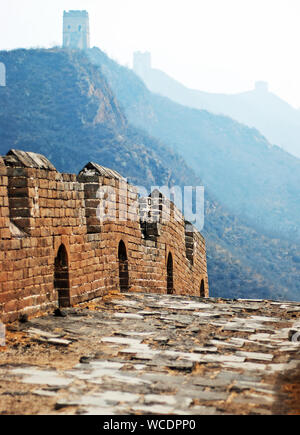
[0,48,299,300]
[88,48,300,244]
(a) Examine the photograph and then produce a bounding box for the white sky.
[1,0,300,107]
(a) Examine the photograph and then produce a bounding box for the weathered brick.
[0,151,209,323]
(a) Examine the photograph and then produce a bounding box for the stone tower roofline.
[5,150,125,182]
[4,149,56,171]
[64,10,89,17]
[79,162,125,181]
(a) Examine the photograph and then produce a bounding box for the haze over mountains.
[0,48,299,301]
[90,48,300,244]
[133,53,300,159]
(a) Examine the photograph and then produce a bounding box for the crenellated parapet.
[0,150,209,323]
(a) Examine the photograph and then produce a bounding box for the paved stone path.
[0,293,299,414]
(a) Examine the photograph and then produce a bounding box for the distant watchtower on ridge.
[63,10,90,50]
[133,51,151,79]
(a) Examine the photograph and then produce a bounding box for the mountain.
[0,48,176,186]
[134,62,300,160]
[0,48,299,301]
[88,48,300,244]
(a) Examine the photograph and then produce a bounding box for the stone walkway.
[0,293,299,414]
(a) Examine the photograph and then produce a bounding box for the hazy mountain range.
[89,48,300,244]
[135,60,300,159]
[0,48,299,301]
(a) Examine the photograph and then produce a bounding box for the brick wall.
[0,150,209,323]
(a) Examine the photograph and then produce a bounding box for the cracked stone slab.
[10,368,73,387]
[47,338,72,346]
[188,406,220,415]
[100,337,142,346]
[248,333,272,341]
[93,391,140,405]
[56,391,140,409]
[236,351,274,362]
[198,354,246,363]
[193,312,220,318]
[131,352,156,361]
[166,360,195,371]
[113,313,144,320]
[193,346,218,353]
[210,339,244,349]
[162,350,246,364]
[152,336,170,343]
[160,315,194,324]
[233,392,275,406]
[111,300,140,307]
[231,379,275,391]
[222,324,257,333]
[250,316,283,323]
[137,311,162,316]
[278,343,300,352]
[155,301,213,311]
[32,389,58,397]
[266,360,300,372]
[114,331,155,337]
[2,293,300,416]
[129,404,176,414]
[223,362,267,371]
[144,394,177,406]
[27,328,62,339]
[78,406,118,415]
[187,389,229,402]
[191,376,232,388]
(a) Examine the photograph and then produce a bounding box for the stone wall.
[0,150,209,323]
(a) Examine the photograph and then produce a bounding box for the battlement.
[0,150,209,323]
[64,10,89,17]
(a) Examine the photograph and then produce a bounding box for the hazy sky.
[2,0,300,108]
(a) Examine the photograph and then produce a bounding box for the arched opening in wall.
[184,221,194,265]
[118,240,129,292]
[167,252,174,295]
[54,244,71,308]
[200,279,205,298]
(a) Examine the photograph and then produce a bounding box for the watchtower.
[255,81,269,93]
[63,10,90,50]
[133,51,151,79]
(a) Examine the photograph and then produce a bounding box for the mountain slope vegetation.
[0,48,299,300]
[88,48,300,244]
[136,65,300,159]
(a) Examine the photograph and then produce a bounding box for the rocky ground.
[0,292,299,415]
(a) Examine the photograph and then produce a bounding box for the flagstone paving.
[0,292,299,415]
